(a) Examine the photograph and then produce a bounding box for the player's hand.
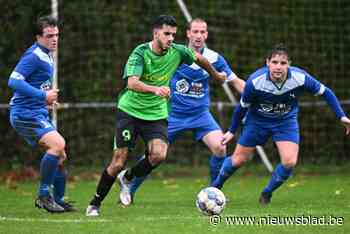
[46,101,60,110]
[154,86,170,98]
[340,116,350,135]
[221,131,234,145]
[216,71,228,83]
[46,89,59,105]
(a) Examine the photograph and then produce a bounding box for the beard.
[157,39,171,52]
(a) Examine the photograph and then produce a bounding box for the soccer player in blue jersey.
[211,43,350,205]
[8,16,75,212]
[119,18,245,206]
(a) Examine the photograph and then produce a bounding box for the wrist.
[225,73,237,83]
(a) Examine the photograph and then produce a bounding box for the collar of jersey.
[148,41,170,56]
[35,42,50,54]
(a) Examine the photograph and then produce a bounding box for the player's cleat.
[259,192,272,205]
[86,205,100,217]
[58,201,77,212]
[117,169,133,207]
[35,196,65,213]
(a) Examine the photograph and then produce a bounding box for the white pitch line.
[0,215,203,223]
[0,216,112,223]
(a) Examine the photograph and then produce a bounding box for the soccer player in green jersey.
[86,15,228,216]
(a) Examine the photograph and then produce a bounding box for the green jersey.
[118,42,196,120]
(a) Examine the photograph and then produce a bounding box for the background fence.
[1,0,349,169]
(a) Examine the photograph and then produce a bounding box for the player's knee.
[148,150,167,165]
[148,139,168,165]
[211,144,226,157]
[232,153,250,167]
[282,157,297,168]
[109,149,128,175]
[48,137,66,157]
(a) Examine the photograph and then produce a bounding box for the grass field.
[0,173,349,234]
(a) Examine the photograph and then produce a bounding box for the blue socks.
[39,153,59,198]
[54,168,67,204]
[263,163,293,194]
[210,157,238,189]
[209,155,225,184]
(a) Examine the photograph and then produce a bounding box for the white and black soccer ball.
[196,187,226,216]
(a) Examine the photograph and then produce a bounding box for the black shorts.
[114,109,168,149]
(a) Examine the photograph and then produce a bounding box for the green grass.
[0,174,349,234]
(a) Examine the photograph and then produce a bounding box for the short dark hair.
[187,18,207,30]
[34,15,58,36]
[152,15,177,30]
[267,43,290,60]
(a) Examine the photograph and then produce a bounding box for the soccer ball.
[196,187,226,216]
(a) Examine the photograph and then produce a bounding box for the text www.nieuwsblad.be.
[209,215,344,226]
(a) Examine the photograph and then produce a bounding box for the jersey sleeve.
[240,79,255,108]
[214,55,238,81]
[228,79,255,133]
[303,73,325,96]
[174,44,196,65]
[303,72,345,119]
[8,53,46,99]
[11,53,37,80]
[123,46,144,79]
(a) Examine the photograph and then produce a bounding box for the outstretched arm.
[194,52,227,82]
[228,76,245,94]
[322,87,350,135]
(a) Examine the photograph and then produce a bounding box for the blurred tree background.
[0,0,349,170]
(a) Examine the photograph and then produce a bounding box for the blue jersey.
[8,43,53,116]
[170,48,236,115]
[241,66,325,124]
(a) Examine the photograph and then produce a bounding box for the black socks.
[90,168,117,206]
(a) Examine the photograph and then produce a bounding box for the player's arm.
[228,77,245,94]
[8,72,46,99]
[215,55,245,93]
[127,76,170,97]
[222,81,254,144]
[221,101,249,145]
[8,54,58,104]
[194,52,227,82]
[124,46,169,98]
[321,88,350,134]
[304,75,350,135]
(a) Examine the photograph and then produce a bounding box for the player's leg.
[259,122,299,205]
[127,117,180,199]
[10,113,68,213]
[86,110,134,216]
[53,164,66,205]
[118,118,168,206]
[211,122,267,189]
[53,161,76,212]
[202,130,226,184]
[129,154,148,195]
[87,148,129,216]
[211,144,255,189]
[193,112,225,183]
[260,141,298,205]
[36,130,67,213]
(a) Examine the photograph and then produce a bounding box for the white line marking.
[0,216,112,223]
[0,215,203,223]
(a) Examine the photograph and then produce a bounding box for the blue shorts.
[238,120,299,147]
[10,113,56,147]
[168,111,221,144]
